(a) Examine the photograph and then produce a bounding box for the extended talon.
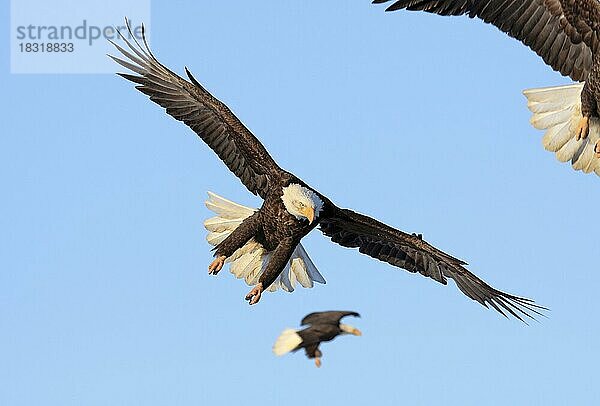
[245,283,263,305]
[595,139,600,158]
[315,357,321,368]
[208,255,226,275]
[576,116,590,141]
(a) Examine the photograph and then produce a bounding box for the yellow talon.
[576,116,590,141]
[208,255,226,275]
[245,283,263,305]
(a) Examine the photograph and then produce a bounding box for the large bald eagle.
[273,311,362,368]
[373,0,600,176]
[109,22,543,321]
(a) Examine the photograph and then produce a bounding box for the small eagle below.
[273,311,362,368]
[109,20,544,322]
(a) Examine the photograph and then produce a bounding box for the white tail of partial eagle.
[524,83,600,176]
[272,329,302,356]
[204,192,326,293]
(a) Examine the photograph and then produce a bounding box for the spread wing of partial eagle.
[273,311,362,368]
[109,20,544,322]
[373,0,600,176]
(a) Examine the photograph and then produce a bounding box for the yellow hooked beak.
[352,328,362,336]
[299,206,315,224]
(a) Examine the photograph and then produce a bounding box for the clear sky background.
[2,1,599,405]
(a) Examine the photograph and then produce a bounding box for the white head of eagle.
[281,184,324,224]
[340,323,362,336]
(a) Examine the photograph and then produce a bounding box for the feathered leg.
[580,84,600,156]
[209,212,261,275]
[577,84,595,140]
[245,238,296,305]
[305,346,323,368]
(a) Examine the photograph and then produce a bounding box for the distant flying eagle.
[109,22,543,321]
[373,0,600,176]
[273,311,361,368]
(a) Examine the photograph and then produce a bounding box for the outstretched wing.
[301,311,361,326]
[372,0,593,81]
[109,21,287,199]
[319,207,545,322]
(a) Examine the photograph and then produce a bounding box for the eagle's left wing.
[319,207,545,322]
[109,21,287,199]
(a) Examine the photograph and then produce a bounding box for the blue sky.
[2,1,599,405]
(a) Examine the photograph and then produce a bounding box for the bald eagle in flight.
[373,0,600,176]
[109,21,543,321]
[273,311,362,368]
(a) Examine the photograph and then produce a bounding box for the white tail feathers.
[203,192,326,293]
[272,329,302,356]
[523,83,600,176]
